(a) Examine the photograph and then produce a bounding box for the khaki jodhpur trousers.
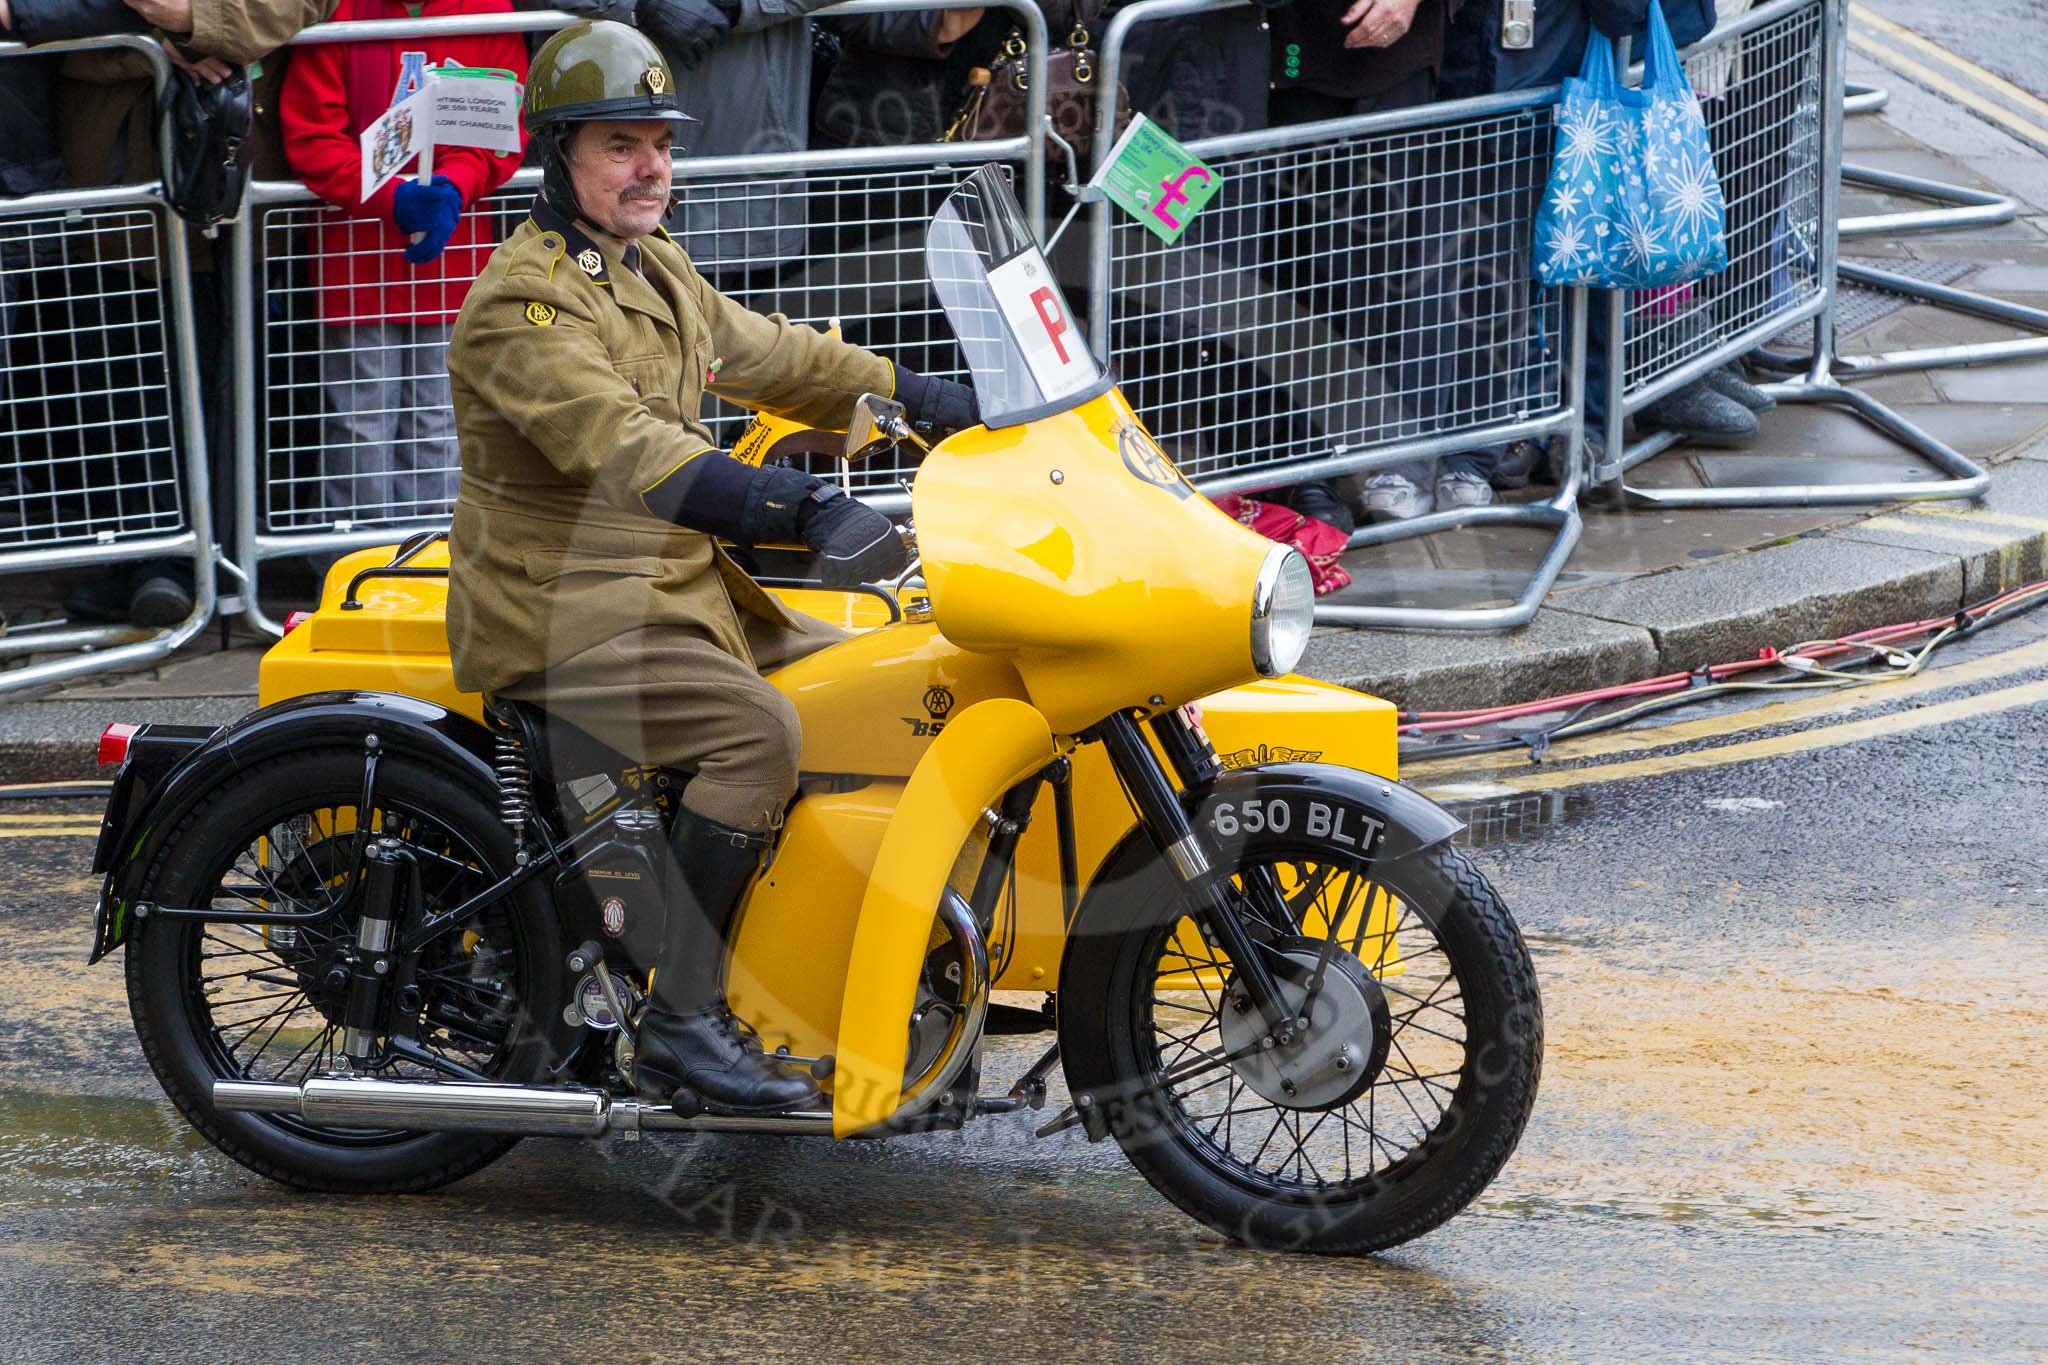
[497,609,847,833]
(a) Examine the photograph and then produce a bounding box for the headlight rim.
[1250,545,1314,678]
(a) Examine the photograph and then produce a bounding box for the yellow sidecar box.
[260,541,1399,995]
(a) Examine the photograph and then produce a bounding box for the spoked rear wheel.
[1064,842,1541,1254]
[126,748,570,1192]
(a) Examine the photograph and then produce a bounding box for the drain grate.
[1770,254,1978,350]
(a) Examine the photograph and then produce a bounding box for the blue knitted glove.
[392,174,463,264]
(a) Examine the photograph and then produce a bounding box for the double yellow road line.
[0,812,102,840]
[1848,4,2048,151]
[1412,632,2048,797]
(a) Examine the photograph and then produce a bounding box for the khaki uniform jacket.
[444,202,895,698]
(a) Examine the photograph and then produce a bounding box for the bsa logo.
[1118,422,1193,500]
[600,896,627,937]
[903,683,957,738]
[1217,742,1323,771]
[577,248,604,278]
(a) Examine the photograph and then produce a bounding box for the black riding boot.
[632,808,822,1115]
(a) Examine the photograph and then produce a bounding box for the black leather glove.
[797,486,909,588]
[893,364,981,436]
[636,0,735,71]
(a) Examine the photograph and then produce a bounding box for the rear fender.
[831,698,1057,1137]
[90,691,499,963]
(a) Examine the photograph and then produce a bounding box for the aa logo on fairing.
[903,683,956,737]
[1118,422,1193,500]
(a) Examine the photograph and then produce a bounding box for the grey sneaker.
[1637,380,1760,447]
[1704,361,1777,414]
[1363,474,1434,522]
[1436,470,1495,510]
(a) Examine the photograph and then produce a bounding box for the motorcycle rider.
[444,19,978,1115]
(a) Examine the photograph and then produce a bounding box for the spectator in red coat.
[279,0,527,527]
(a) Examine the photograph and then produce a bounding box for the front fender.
[831,698,1057,1137]
[91,691,499,962]
[1054,762,1465,1141]
[1060,761,1464,987]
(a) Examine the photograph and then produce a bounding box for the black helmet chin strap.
[537,125,587,227]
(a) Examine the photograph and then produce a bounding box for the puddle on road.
[0,1089,218,1208]
[1499,932,2048,1238]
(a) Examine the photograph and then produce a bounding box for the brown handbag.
[943,24,1134,169]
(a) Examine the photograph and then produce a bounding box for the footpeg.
[667,1086,704,1119]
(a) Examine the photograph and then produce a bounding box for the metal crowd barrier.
[8,0,2031,673]
[1842,80,1888,115]
[1091,0,1586,630]
[1839,164,2018,240]
[1599,0,1987,508]
[0,35,219,695]
[230,0,1044,637]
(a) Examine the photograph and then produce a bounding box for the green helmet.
[524,20,698,129]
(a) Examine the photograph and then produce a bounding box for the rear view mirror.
[844,394,910,463]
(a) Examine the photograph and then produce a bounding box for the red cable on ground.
[1399,577,2048,736]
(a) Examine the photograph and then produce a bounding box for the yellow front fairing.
[913,389,1281,734]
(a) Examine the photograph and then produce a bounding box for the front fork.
[1096,709,1304,1049]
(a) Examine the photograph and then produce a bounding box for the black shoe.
[63,566,137,623]
[129,564,195,627]
[1636,380,1760,447]
[634,1005,821,1115]
[1488,440,1548,491]
[1284,480,1356,537]
[1704,361,1777,414]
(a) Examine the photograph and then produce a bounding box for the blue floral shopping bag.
[1533,1,1729,289]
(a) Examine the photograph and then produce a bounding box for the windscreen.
[925,166,1107,427]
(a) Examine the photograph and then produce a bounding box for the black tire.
[1060,842,1542,1254]
[125,747,572,1193]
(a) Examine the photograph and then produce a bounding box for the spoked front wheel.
[1062,841,1542,1254]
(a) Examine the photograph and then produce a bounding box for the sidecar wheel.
[1062,844,1541,1255]
[125,748,572,1193]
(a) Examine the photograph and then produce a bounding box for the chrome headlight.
[1250,546,1315,678]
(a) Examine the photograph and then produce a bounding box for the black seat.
[486,696,640,785]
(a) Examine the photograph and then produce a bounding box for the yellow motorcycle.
[89,169,1540,1254]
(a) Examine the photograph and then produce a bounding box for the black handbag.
[158,63,254,229]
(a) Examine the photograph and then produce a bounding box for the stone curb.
[1297,455,2048,717]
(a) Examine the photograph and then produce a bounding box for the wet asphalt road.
[1859,0,2048,103]
[1,621,2045,1361]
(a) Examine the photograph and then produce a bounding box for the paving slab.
[1567,504,1854,576]
[1929,360,2048,406]
[1551,537,1964,673]
[1838,369,1944,406]
[1906,239,2048,266]
[1298,610,1658,716]
[49,643,264,701]
[1853,305,2045,352]
[1843,146,2012,194]
[1887,400,2048,456]
[1960,263,2048,293]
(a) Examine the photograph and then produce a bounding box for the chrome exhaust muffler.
[213,1077,834,1136]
